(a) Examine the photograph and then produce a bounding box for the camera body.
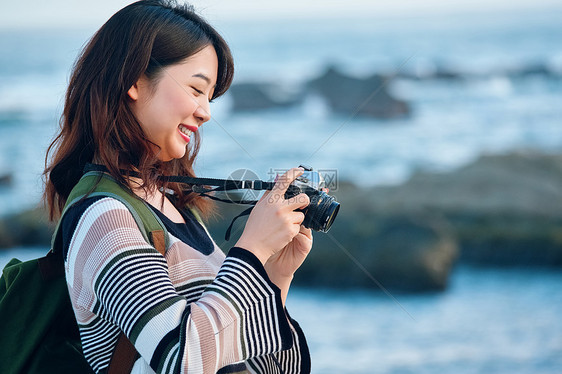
[291,167,326,191]
[284,165,340,232]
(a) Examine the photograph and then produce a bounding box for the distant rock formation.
[227,66,411,119]
[364,151,562,267]
[226,60,561,119]
[0,206,54,248]
[397,61,562,81]
[0,172,13,186]
[228,82,303,111]
[296,197,458,292]
[307,67,411,119]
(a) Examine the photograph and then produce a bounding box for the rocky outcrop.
[228,66,411,119]
[0,172,12,186]
[0,206,54,248]
[228,82,303,111]
[227,61,560,115]
[294,203,458,292]
[397,61,562,81]
[364,151,562,267]
[307,67,411,119]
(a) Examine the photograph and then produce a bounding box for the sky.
[1,0,562,29]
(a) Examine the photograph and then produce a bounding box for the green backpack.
[0,171,171,374]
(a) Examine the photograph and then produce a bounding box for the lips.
[178,124,198,143]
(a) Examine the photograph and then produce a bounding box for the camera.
[284,165,340,232]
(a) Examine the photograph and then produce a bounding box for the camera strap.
[223,206,254,241]
[84,163,275,198]
[83,163,277,240]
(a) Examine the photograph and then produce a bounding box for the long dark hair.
[44,0,234,220]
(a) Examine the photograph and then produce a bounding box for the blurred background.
[1,0,561,373]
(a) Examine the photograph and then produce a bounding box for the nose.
[194,99,211,124]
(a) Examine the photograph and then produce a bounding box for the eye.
[192,87,204,96]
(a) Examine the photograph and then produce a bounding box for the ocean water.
[288,267,562,374]
[1,249,561,374]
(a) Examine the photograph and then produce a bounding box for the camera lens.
[303,191,340,232]
[323,199,340,232]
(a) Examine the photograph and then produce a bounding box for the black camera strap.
[223,206,254,241]
[83,163,277,240]
[84,163,275,195]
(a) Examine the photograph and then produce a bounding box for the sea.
[1,5,561,373]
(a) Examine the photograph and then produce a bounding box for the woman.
[43,1,312,373]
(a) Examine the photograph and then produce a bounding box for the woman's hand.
[265,225,312,280]
[235,167,310,265]
[264,225,313,304]
[264,186,329,304]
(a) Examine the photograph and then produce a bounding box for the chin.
[166,148,188,161]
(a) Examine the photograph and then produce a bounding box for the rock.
[0,206,54,248]
[295,208,458,292]
[397,62,562,81]
[506,63,560,79]
[307,66,410,119]
[228,82,303,111]
[0,172,13,186]
[365,151,562,267]
[398,67,465,81]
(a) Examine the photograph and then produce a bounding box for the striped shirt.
[62,196,310,374]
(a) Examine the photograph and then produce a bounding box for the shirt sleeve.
[245,311,311,374]
[64,197,310,374]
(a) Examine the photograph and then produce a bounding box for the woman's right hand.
[234,167,311,265]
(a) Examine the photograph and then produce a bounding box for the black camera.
[284,165,340,232]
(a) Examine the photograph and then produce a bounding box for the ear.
[127,81,140,101]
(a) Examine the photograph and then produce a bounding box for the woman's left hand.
[264,225,313,281]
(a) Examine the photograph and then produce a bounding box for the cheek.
[163,88,198,118]
[172,99,195,118]
[143,99,184,135]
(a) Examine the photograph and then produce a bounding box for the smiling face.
[127,45,218,161]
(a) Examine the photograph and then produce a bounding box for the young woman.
[43,1,312,373]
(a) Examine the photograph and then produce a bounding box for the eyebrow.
[192,73,216,87]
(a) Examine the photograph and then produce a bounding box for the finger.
[262,189,286,205]
[299,226,312,240]
[260,189,283,205]
[287,193,310,210]
[291,221,303,238]
[271,167,304,196]
[292,211,305,225]
[259,189,271,201]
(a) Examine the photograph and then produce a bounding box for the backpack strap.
[51,171,169,255]
[52,171,170,374]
